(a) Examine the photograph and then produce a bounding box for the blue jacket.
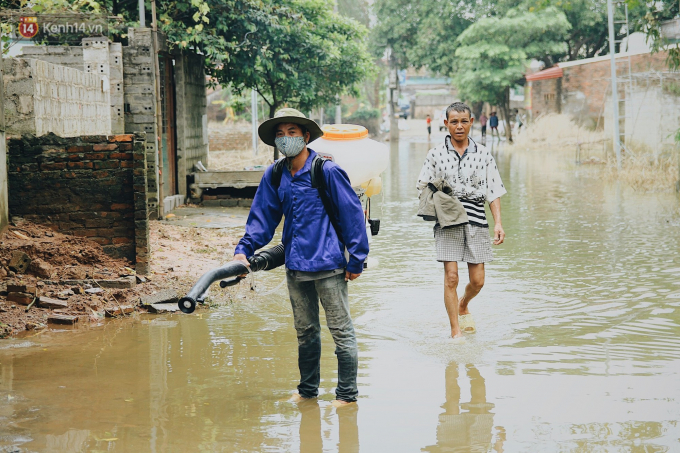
[235,150,369,274]
[489,115,499,127]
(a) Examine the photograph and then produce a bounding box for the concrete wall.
[22,39,125,134]
[3,58,111,137]
[122,28,160,218]
[604,76,680,156]
[19,44,84,70]
[175,51,209,196]
[6,133,150,273]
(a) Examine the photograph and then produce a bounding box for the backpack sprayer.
[178,244,285,313]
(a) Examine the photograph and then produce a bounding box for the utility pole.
[607,0,622,170]
[139,0,145,27]
[333,0,342,125]
[251,89,258,155]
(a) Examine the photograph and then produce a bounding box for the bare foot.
[331,399,357,408]
[289,393,311,403]
[459,304,471,316]
[451,329,463,339]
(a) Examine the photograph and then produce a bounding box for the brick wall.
[6,133,150,273]
[3,58,111,137]
[529,78,562,119]
[529,51,669,127]
[208,124,252,152]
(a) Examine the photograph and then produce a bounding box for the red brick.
[112,237,133,244]
[110,152,133,160]
[67,145,93,153]
[133,153,145,160]
[68,161,94,169]
[71,228,99,238]
[94,144,118,151]
[111,203,133,211]
[118,143,133,151]
[40,162,66,170]
[91,237,112,245]
[85,153,106,160]
[68,154,83,161]
[94,161,120,170]
[63,171,78,179]
[120,161,134,168]
[108,134,134,142]
[100,211,122,219]
[92,170,110,178]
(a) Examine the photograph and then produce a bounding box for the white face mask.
[275,136,306,158]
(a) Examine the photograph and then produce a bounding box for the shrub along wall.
[6,132,150,273]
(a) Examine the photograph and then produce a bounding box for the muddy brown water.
[2,138,680,452]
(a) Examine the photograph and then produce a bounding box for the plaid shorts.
[434,224,494,263]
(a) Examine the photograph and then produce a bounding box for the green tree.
[453,7,570,142]
[407,0,472,75]
[370,0,420,68]
[634,0,680,70]
[215,0,373,119]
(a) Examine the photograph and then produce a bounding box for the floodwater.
[2,136,680,452]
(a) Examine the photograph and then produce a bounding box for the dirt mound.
[0,221,128,281]
[0,221,145,337]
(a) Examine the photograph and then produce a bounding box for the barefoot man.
[417,102,506,338]
[234,108,369,406]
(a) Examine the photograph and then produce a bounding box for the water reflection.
[298,400,359,453]
[423,363,502,453]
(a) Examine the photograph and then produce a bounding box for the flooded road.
[2,137,680,452]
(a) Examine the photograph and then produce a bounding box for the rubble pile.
[0,221,181,338]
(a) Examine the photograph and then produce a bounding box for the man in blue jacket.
[234,108,369,407]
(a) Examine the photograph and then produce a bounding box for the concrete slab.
[149,303,179,313]
[161,205,250,229]
[140,289,178,306]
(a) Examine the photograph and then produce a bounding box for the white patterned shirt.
[416,136,506,227]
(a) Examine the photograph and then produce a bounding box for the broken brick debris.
[29,258,53,278]
[105,304,135,317]
[47,314,79,325]
[9,251,31,274]
[7,282,37,295]
[38,297,69,309]
[7,292,35,306]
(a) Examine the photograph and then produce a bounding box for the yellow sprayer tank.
[309,124,389,196]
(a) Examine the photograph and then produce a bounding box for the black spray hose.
[178,243,286,314]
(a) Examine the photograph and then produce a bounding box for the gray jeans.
[286,271,359,402]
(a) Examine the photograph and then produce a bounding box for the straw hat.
[258,108,324,147]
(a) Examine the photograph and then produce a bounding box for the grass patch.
[508,114,680,192]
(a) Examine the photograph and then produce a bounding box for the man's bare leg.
[458,263,485,316]
[444,262,463,338]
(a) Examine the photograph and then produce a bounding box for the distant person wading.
[234,108,369,406]
[417,102,506,340]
